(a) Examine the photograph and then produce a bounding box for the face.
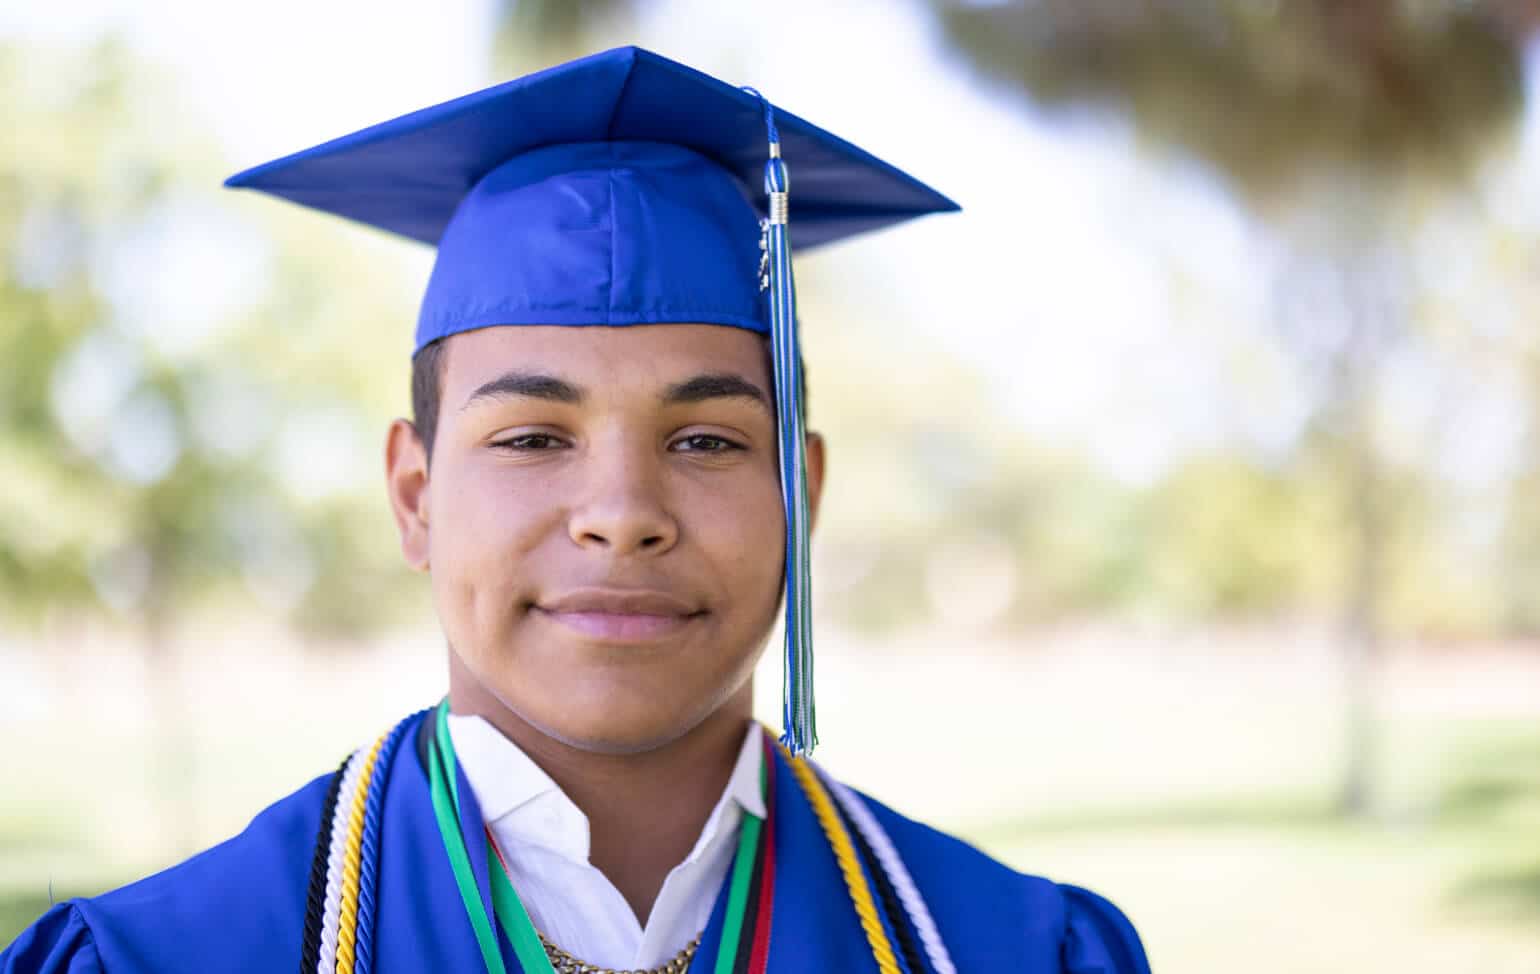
[385,324,824,754]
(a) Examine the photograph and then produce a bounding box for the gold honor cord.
[305,716,413,974]
[335,735,386,974]
[783,753,902,974]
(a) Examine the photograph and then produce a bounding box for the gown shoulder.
[1,904,100,974]
[847,782,1152,974]
[1059,882,1151,974]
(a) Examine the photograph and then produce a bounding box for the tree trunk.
[1337,409,1383,817]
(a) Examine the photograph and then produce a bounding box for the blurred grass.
[2,634,1538,971]
[969,716,1540,973]
[0,893,54,949]
[1453,863,1540,923]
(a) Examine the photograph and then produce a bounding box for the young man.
[3,47,1150,973]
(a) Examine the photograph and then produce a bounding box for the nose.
[566,436,680,556]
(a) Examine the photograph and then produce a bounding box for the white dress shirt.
[446,715,766,971]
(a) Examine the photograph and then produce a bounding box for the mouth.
[533,588,706,643]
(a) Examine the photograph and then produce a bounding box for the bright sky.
[8,0,1535,487]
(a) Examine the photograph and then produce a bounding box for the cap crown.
[419,141,764,349]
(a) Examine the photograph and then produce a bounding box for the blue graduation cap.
[225,45,958,755]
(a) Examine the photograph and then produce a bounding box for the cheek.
[428,460,560,640]
[686,470,787,601]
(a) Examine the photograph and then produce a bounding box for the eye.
[671,433,743,454]
[490,432,567,451]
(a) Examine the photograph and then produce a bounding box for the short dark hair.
[410,333,808,466]
[411,337,451,464]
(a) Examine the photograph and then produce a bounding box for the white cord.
[318,747,367,974]
[822,769,958,974]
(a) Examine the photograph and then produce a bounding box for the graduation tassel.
[742,88,817,757]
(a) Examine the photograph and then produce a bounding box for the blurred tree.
[1145,454,1325,616]
[492,0,635,73]
[1487,214,1540,636]
[928,0,1531,815]
[1,40,422,640]
[0,39,424,851]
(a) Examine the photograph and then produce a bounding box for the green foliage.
[0,40,426,641]
[932,0,1525,208]
[0,41,154,624]
[1144,454,1328,615]
[491,0,632,75]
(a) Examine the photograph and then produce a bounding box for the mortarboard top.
[224,45,960,754]
[224,45,956,251]
[223,45,958,352]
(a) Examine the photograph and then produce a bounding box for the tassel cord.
[764,146,816,756]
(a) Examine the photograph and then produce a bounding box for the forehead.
[440,323,771,400]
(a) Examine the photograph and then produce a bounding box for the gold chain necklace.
[536,930,702,974]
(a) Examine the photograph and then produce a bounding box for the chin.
[526,701,713,755]
[453,630,762,755]
[504,672,730,756]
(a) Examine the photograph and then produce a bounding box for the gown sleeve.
[0,904,102,974]
[1058,883,1152,974]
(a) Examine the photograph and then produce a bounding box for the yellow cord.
[785,750,902,974]
[334,731,386,974]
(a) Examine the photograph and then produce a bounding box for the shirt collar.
[445,714,767,862]
[445,712,564,822]
[708,719,769,822]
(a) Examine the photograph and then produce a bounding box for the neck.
[446,651,754,925]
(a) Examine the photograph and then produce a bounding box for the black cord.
[299,754,349,974]
[838,798,930,974]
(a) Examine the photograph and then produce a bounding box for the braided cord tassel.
[351,712,418,974]
[300,710,423,974]
[318,749,369,974]
[334,732,387,974]
[746,86,817,756]
[785,750,901,974]
[299,757,347,974]
[822,771,958,974]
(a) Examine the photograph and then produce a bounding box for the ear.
[804,430,827,535]
[385,418,431,572]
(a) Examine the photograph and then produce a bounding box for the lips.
[534,588,704,642]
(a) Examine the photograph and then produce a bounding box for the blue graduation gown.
[2,711,1149,973]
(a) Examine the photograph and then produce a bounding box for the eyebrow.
[460,370,583,411]
[662,373,771,413]
[459,369,772,414]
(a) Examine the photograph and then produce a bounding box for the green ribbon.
[714,811,762,974]
[425,702,768,974]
